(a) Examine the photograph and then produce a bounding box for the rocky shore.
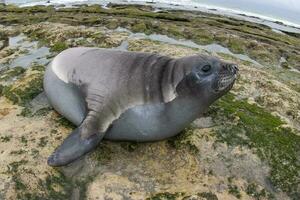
[0,3,299,200]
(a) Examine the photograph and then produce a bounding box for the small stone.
[280,61,290,69]
[192,117,214,128]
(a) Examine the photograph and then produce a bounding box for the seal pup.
[44,47,238,166]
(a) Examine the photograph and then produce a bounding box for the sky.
[195,0,300,26]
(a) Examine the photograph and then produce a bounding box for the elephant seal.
[44,47,238,166]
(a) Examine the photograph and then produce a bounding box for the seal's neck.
[165,94,210,127]
[159,58,194,102]
[165,58,215,119]
[165,58,193,89]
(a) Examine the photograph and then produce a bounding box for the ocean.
[2,0,300,31]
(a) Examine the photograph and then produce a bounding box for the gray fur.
[44,47,238,166]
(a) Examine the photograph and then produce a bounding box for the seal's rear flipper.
[47,127,102,167]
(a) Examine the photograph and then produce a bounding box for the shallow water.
[8,34,51,68]
[2,28,296,74]
[114,28,262,66]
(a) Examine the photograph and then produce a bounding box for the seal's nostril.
[231,64,239,74]
[234,65,239,71]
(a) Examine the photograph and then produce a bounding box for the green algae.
[38,136,48,147]
[2,65,45,106]
[3,74,43,106]
[10,150,26,155]
[19,107,52,118]
[168,127,199,154]
[147,192,220,200]
[146,192,185,200]
[54,115,76,129]
[193,29,214,45]
[210,93,300,199]
[31,64,46,72]
[131,22,148,33]
[5,155,89,200]
[0,84,3,96]
[50,42,68,52]
[7,160,28,174]
[0,66,49,129]
[120,142,140,152]
[198,192,218,200]
[228,184,241,199]
[15,171,75,200]
[227,37,246,54]
[0,66,25,82]
[146,192,218,200]
[91,143,113,163]
[0,135,12,142]
[287,54,300,70]
[246,182,275,200]
[20,135,28,145]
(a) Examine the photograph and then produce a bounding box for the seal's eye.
[202,65,211,72]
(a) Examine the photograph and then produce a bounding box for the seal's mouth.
[213,64,238,93]
[217,74,236,91]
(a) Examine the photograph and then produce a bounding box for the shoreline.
[5,0,300,34]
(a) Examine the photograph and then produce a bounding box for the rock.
[0,33,9,50]
[21,23,129,51]
[191,117,214,128]
[280,61,290,69]
[2,65,44,106]
[127,38,208,58]
[0,40,6,50]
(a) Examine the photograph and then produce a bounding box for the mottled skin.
[44,47,238,166]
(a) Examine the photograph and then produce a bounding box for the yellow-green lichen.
[246,182,274,199]
[228,184,241,199]
[0,66,25,82]
[146,192,185,200]
[198,192,218,200]
[168,127,199,154]
[50,42,68,52]
[210,93,300,199]
[2,66,44,106]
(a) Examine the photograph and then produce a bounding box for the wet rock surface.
[0,4,299,200]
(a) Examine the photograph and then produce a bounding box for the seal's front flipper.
[47,127,103,167]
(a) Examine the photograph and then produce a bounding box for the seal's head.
[177,55,238,104]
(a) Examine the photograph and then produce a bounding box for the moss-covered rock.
[246,182,274,199]
[7,161,89,200]
[131,21,148,33]
[198,192,218,200]
[168,127,199,154]
[287,54,300,70]
[192,29,214,45]
[227,36,246,54]
[2,65,44,106]
[0,33,9,50]
[0,66,25,82]
[50,41,68,52]
[210,93,300,199]
[146,192,185,200]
